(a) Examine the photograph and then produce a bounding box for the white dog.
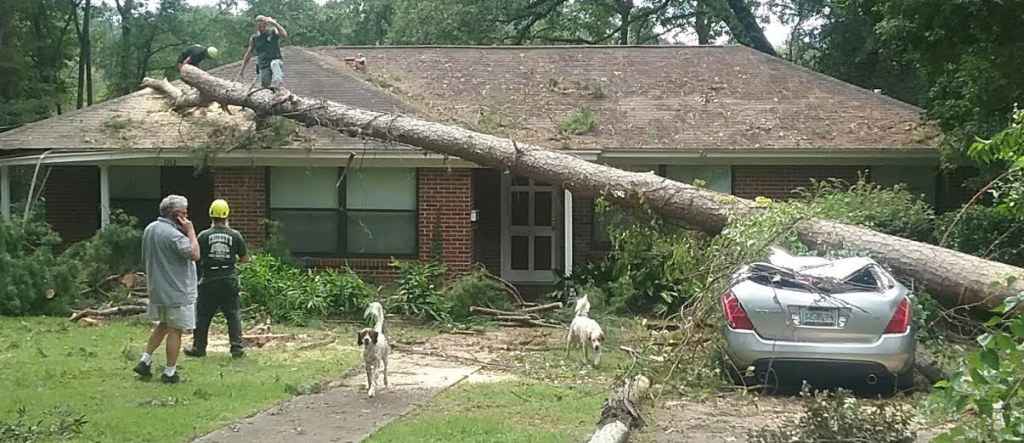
[566,294,604,366]
[358,302,390,398]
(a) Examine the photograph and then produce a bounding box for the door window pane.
[347,212,417,255]
[534,191,552,226]
[534,235,552,270]
[511,235,529,270]
[511,192,529,226]
[346,168,416,210]
[270,167,339,209]
[269,210,340,254]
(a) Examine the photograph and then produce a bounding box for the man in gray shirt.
[133,194,200,383]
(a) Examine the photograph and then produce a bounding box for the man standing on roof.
[177,45,219,70]
[184,199,250,359]
[238,15,288,90]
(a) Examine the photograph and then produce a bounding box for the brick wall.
[212,167,267,247]
[45,166,99,245]
[732,165,866,200]
[418,168,473,272]
[472,169,501,274]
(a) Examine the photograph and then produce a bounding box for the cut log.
[150,67,1024,312]
[69,305,147,322]
[589,375,651,443]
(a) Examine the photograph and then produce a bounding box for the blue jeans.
[256,59,284,88]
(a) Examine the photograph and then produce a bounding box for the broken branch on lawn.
[144,67,1024,312]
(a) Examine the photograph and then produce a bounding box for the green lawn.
[0,316,363,442]
[365,380,607,443]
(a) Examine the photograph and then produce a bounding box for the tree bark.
[695,0,712,45]
[723,0,777,56]
[151,67,1024,312]
[589,375,650,443]
[84,0,92,105]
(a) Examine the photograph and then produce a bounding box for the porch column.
[564,188,573,276]
[1,166,10,221]
[99,164,110,228]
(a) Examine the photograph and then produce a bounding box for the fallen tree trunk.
[589,375,651,443]
[150,67,1024,311]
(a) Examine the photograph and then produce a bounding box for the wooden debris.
[243,333,295,348]
[70,305,147,322]
[471,302,564,328]
[589,375,650,443]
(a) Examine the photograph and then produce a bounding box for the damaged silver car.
[721,247,915,392]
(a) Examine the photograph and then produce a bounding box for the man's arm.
[238,37,255,79]
[268,18,288,39]
[235,231,250,264]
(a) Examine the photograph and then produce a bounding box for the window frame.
[268,167,419,259]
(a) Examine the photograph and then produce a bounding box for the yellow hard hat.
[209,199,230,218]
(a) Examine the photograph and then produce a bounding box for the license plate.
[800,308,838,327]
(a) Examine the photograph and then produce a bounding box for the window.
[110,166,161,227]
[664,165,732,194]
[269,167,418,256]
[871,165,936,204]
[592,164,661,245]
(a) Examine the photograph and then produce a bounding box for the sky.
[98,0,794,47]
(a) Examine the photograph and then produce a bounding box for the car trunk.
[730,260,906,344]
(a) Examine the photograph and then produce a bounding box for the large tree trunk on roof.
[148,66,1024,312]
[722,0,777,56]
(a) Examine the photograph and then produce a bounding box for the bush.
[795,175,937,242]
[935,205,1024,267]
[388,259,447,321]
[238,254,373,324]
[62,210,143,284]
[0,216,79,316]
[929,294,1024,442]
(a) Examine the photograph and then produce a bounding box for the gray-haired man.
[133,194,200,383]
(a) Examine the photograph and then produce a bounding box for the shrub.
[388,259,447,321]
[0,216,79,316]
[795,175,937,242]
[935,205,1024,267]
[62,210,143,284]
[929,293,1024,442]
[238,254,373,324]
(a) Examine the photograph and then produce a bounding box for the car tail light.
[883,297,911,334]
[722,291,754,330]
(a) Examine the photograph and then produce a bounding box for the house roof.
[0,45,939,156]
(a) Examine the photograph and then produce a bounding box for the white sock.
[140,353,152,365]
[164,365,176,377]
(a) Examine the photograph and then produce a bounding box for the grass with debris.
[0,316,433,442]
[365,380,606,443]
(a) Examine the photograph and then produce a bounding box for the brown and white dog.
[358,302,390,397]
[566,294,605,366]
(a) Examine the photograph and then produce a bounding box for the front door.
[161,166,214,230]
[501,175,558,282]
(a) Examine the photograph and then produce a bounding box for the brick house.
[0,45,958,290]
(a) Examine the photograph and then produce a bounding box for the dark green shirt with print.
[197,226,247,283]
[252,29,282,69]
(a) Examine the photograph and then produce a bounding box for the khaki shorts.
[147,304,196,331]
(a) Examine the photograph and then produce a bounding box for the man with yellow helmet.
[185,199,250,359]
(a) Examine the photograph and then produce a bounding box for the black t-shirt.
[197,226,247,283]
[178,45,207,66]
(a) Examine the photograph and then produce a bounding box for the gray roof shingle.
[0,45,939,154]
